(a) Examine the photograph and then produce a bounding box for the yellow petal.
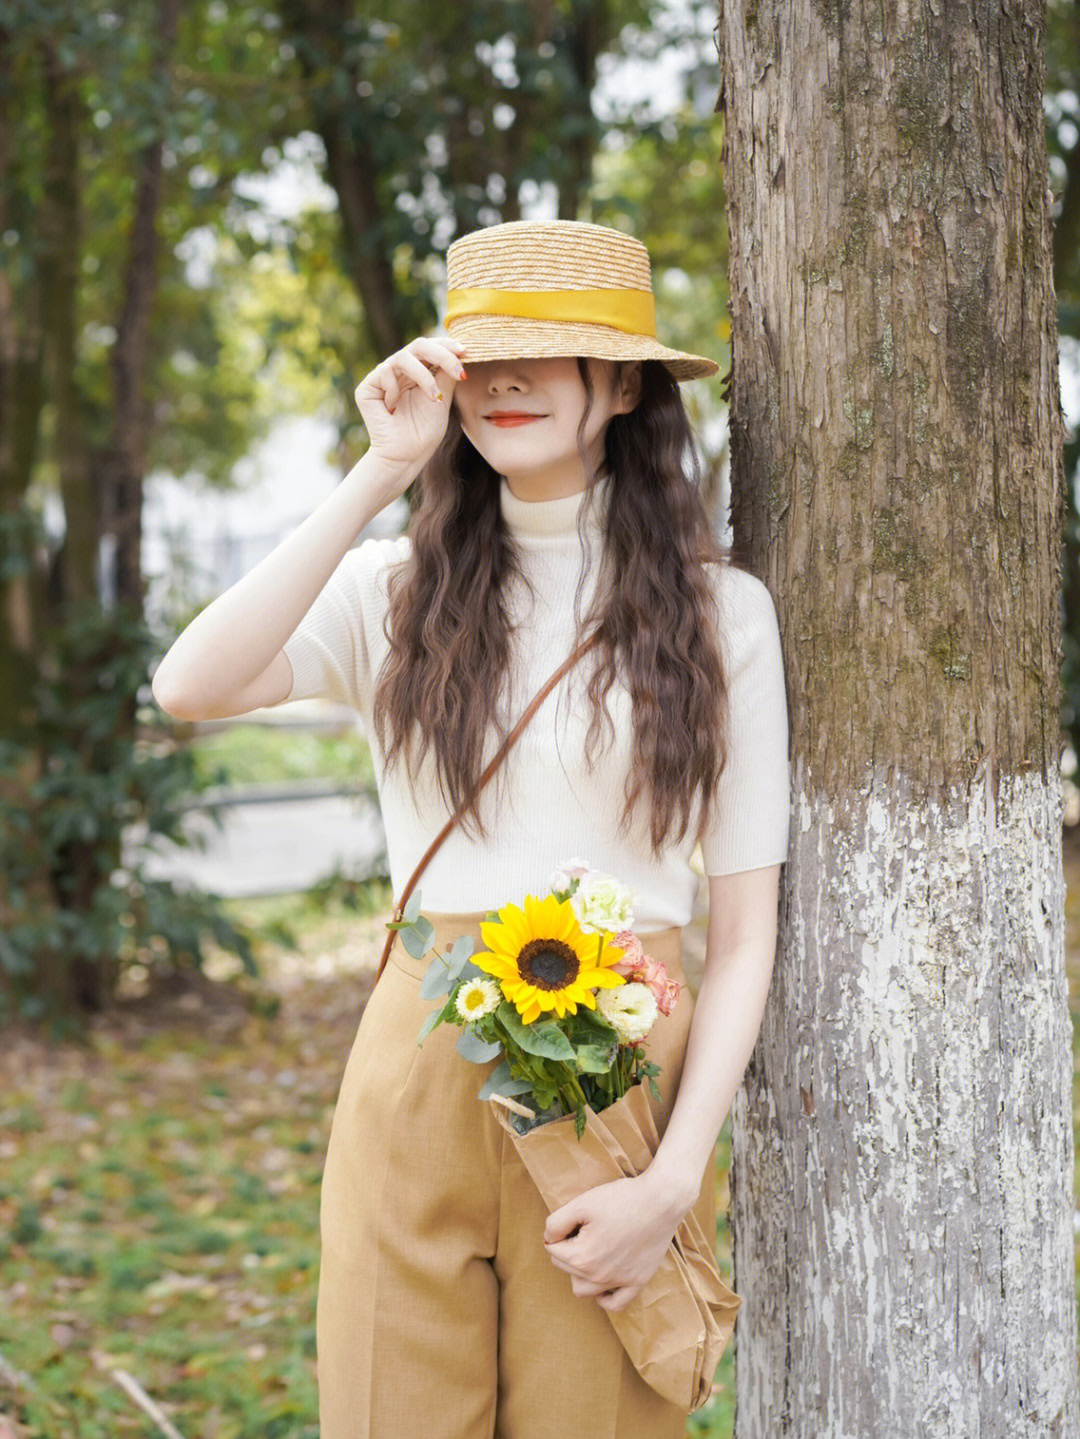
[579,969,625,989]
[473,953,515,980]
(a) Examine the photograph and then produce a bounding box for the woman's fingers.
[355,337,467,415]
[569,1273,615,1298]
[411,335,469,378]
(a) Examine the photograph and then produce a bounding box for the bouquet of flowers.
[397,858,682,1139]
[389,860,739,1414]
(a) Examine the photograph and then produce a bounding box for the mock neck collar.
[498,473,610,540]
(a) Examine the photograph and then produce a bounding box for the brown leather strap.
[375,629,602,983]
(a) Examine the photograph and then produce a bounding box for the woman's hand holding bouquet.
[391,861,686,1311]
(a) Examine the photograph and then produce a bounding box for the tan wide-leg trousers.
[316,913,717,1439]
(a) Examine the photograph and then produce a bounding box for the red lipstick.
[486,412,546,427]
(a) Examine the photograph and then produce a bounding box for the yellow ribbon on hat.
[444,286,657,338]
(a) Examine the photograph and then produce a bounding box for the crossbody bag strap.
[374,629,602,983]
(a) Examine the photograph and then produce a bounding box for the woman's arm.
[639,863,782,1219]
[541,863,782,1310]
[151,448,412,721]
[151,335,466,721]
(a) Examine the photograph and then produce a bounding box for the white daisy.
[596,981,658,1043]
[454,977,502,1022]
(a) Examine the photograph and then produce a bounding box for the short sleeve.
[699,567,791,876]
[281,536,409,710]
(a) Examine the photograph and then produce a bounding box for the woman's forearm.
[642,936,778,1220]
[151,448,413,717]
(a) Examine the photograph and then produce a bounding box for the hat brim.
[441,314,719,382]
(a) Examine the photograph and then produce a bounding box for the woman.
[152,219,790,1439]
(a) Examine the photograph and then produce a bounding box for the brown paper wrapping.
[489,1080,741,1413]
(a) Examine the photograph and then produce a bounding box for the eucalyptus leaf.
[419,955,454,1000]
[457,1028,504,1064]
[417,998,456,1045]
[401,921,434,960]
[459,958,493,983]
[444,934,476,980]
[403,890,422,924]
[477,1061,534,1102]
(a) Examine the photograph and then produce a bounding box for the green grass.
[182,723,375,792]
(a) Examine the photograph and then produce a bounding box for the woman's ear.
[615,361,643,414]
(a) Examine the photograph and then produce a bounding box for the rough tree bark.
[717,1,1078,1434]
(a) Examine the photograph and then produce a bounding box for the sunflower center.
[518,937,580,991]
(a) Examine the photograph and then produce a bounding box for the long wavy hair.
[371,357,733,854]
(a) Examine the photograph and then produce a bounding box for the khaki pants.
[316,913,717,1439]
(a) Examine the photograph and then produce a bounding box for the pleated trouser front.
[316,913,717,1439]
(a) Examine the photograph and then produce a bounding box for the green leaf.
[403,890,422,924]
[575,1006,619,1039]
[444,934,476,980]
[574,1103,587,1140]
[477,1061,534,1102]
[417,998,456,1045]
[574,1042,617,1074]
[419,955,454,1000]
[401,920,435,960]
[497,1004,575,1060]
[458,959,492,983]
[457,1028,503,1064]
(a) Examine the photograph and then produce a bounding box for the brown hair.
[372,358,732,854]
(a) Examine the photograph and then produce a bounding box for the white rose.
[570,872,636,933]
[596,982,658,1043]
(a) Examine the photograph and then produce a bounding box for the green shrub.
[0,599,258,1018]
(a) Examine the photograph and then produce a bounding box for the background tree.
[0,0,734,1013]
[0,0,296,1011]
[716,1,1078,1433]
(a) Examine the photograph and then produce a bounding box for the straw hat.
[441,219,718,383]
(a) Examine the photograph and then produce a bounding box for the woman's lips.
[486,414,546,427]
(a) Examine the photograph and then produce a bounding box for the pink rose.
[611,930,646,971]
[655,972,681,1017]
[610,931,681,1016]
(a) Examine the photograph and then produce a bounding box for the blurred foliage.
[183,722,376,791]
[0,600,259,1021]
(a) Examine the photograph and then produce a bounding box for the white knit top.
[281,475,790,931]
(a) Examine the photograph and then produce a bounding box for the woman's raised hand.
[354,336,468,481]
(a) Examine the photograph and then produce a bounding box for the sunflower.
[475,892,626,1024]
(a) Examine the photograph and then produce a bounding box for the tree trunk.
[101,0,182,614]
[0,26,49,732]
[717,2,1078,1434]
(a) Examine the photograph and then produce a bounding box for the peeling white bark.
[730,755,1078,1436]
